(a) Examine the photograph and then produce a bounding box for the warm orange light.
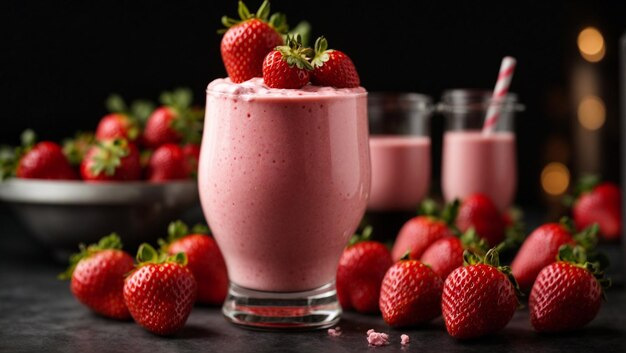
[578,95,606,130]
[577,27,605,62]
[541,162,570,196]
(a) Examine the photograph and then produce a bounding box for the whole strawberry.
[59,234,134,320]
[182,143,201,177]
[456,193,506,247]
[391,200,458,261]
[146,143,189,181]
[159,221,228,305]
[529,245,610,332]
[262,34,313,89]
[2,130,77,180]
[336,226,393,313]
[569,176,622,241]
[310,36,360,88]
[379,256,443,327]
[95,113,140,142]
[442,249,520,340]
[143,89,203,149]
[511,218,597,292]
[80,139,142,181]
[421,229,487,280]
[220,0,287,83]
[124,244,197,336]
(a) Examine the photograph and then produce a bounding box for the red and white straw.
[482,56,517,134]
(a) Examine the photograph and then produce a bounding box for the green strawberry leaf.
[347,225,373,247]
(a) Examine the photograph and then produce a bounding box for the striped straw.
[482,56,517,133]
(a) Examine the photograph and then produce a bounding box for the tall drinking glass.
[198,78,370,330]
[440,89,522,211]
[366,93,433,240]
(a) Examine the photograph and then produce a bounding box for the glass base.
[222,282,341,330]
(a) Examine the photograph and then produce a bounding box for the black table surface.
[1,210,625,353]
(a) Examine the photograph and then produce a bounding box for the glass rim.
[437,89,525,113]
[368,92,434,112]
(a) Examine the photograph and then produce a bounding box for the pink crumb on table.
[366,329,390,346]
[327,326,342,337]
[401,334,410,345]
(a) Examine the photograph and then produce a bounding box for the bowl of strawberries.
[0,89,204,260]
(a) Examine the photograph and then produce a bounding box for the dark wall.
[1,0,624,207]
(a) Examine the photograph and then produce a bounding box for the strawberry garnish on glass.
[220,0,288,83]
[59,234,134,320]
[529,244,610,332]
[123,243,197,336]
[310,36,360,88]
[262,34,314,89]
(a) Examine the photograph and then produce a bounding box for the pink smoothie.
[199,78,370,292]
[368,136,431,211]
[442,131,516,211]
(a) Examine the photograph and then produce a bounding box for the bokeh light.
[541,162,570,196]
[577,27,605,62]
[577,95,606,130]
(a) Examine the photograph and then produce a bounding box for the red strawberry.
[379,257,443,327]
[455,193,506,247]
[146,143,189,181]
[95,113,140,142]
[16,141,77,180]
[123,244,197,335]
[80,139,142,181]
[143,89,203,149]
[182,143,200,177]
[160,221,228,305]
[336,226,393,313]
[511,219,597,292]
[529,245,610,332]
[262,35,313,89]
[59,234,134,320]
[442,249,520,340]
[310,36,360,88]
[421,229,487,280]
[220,0,287,83]
[391,200,458,261]
[570,176,621,241]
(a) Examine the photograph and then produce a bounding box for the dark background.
[1,0,624,209]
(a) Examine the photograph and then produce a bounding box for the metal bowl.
[0,179,201,260]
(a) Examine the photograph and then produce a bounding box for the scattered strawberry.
[220,0,287,83]
[59,234,134,320]
[182,143,201,177]
[80,139,142,181]
[420,229,487,280]
[146,143,189,181]
[336,226,393,313]
[262,34,313,89]
[310,36,360,88]
[568,176,622,241]
[123,244,197,335]
[391,200,458,261]
[511,218,597,292]
[379,256,443,327]
[529,245,610,332]
[456,193,506,247]
[159,221,228,305]
[442,248,520,340]
[143,89,203,149]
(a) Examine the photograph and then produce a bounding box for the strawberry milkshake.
[368,136,431,211]
[199,78,369,328]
